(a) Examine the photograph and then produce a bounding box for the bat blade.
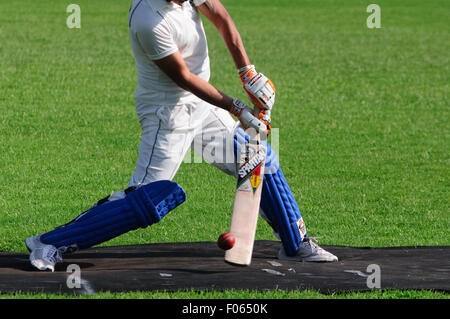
[225,130,266,266]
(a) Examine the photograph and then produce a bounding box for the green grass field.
[0,0,448,299]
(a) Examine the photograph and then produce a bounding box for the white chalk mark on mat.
[267,260,282,267]
[159,273,173,278]
[262,269,285,276]
[344,270,369,278]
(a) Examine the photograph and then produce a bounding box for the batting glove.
[239,65,276,110]
[230,98,270,136]
[259,109,271,137]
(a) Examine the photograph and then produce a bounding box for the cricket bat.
[225,108,267,266]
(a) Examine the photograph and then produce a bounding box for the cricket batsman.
[26,0,337,271]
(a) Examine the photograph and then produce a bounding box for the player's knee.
[127,180,186,227]
[261,141,279,174]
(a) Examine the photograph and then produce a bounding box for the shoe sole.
[278,251,338,262]
[301,255,338,262]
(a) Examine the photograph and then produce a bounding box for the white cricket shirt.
[129,0,210,107]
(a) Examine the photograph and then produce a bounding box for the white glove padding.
[230,98,268,136]
[239,65,276,110]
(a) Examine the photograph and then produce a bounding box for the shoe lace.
[303,236,323,251]
[45,246,63,263]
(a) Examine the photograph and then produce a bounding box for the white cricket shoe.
[278,237,338,262]
[25,235,63,272]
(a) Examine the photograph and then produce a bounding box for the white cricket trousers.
[128,100,240,187]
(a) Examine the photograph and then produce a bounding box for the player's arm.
[197,0,276,112]
[153,51,267,135]
[197,0,249,69]
[154,50,231,110]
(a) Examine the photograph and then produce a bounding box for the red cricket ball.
[217,232,235,250]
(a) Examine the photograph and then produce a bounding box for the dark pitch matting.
[0,241,448,294]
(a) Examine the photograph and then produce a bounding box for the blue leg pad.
[234,127,307,256]
[261,166,307,256]
[41,180,186,250]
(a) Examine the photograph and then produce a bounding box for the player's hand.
[239,65,276,110]
[230,98,270,136]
